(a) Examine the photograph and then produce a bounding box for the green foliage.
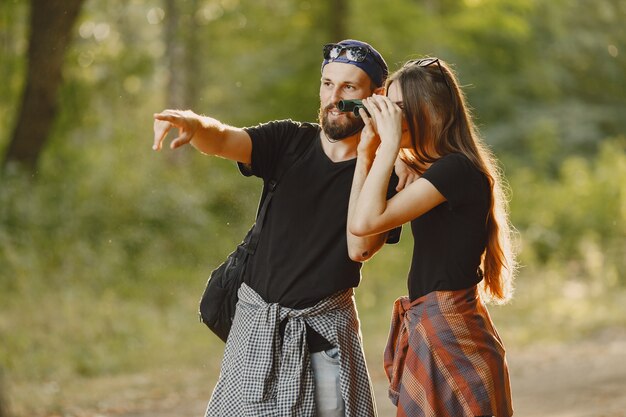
[0,0,28,156]
[0,139,259,381]
[509,137,626,280]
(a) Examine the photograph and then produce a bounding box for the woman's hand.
[362,95,403,152]
[356,107,381,162]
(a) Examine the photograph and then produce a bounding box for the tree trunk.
[165,0,201,110]
[183,0,201,111]
[328,0,347,42]
[2,0,85,174]
[165,0,186,110]
[162,0,201,163]
[0,367,9,417]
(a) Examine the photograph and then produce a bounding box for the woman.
[348,58,516,417]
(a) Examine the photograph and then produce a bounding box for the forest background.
[1,0,625,416]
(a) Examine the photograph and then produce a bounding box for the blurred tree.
[165,0,186,109]
[0,367,8,417]
[442,0,626,161]
[328,0,347,41]
[165,0,201,110]
[2,0,85,174]
[0,1,28,149]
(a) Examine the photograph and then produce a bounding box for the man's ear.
[373,86,386,96]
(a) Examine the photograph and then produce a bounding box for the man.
[153,40,404,417]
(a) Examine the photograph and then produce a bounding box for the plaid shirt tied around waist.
[384,286,513,417]
[205,283,377,417]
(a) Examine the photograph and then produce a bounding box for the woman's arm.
[346,111,387,261]
[349,96,446,237]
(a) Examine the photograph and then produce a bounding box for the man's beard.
[318,104,365,141]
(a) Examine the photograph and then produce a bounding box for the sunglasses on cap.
[323,43,369,63]
[407,57,453,98]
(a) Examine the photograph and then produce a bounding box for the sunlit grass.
[1,236,625,416]
[4,242,625,416]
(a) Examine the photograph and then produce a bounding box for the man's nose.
[330,88,343,105]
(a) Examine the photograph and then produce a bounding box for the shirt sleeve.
[421,153,482,209]
[237,120,301,180]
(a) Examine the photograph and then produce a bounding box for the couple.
[153,39,516,417]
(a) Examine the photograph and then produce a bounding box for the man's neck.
[319,130,359,162]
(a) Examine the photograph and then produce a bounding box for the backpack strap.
[245,123,318,254]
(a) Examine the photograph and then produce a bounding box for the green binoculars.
[337,99,370,117]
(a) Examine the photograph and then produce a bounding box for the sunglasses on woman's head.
[323,43,369,63]
[408,57,453,98]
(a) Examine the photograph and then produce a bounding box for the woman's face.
[386,82,412,148]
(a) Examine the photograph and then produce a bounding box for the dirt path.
[502,336,626,417]
[20,333,626,417]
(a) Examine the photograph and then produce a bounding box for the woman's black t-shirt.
[408,152,490,301]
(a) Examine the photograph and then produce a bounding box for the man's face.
[319,62,375,140]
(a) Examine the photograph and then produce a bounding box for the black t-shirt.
[408,153,490,301]
[239,120,399,351]
[240,119,399,306]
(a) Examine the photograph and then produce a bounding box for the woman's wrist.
[376,143,400,164]
[378,139,400,153]
[356,152,375,167]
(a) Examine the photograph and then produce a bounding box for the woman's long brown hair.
[388,59,517,303]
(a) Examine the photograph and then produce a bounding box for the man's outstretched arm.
[153,109,252,164]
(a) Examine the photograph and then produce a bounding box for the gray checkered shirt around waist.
[205,282,377,417]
